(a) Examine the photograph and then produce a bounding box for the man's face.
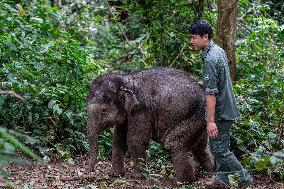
[189,34,209,51]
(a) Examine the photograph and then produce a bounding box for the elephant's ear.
[119,87,139,113]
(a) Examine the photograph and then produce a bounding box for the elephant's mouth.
[96,118,121,128]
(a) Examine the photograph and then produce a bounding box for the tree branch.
[0,91,25,100]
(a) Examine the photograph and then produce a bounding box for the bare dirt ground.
[2,156,283,189]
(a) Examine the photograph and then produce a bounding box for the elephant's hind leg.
[171,151,195,184]
[164,122,196,184]
[192,130,215,172]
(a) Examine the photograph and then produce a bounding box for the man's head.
[189,20,213,51]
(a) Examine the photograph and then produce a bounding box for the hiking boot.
[239,178,253,189]
[205,179,230,189]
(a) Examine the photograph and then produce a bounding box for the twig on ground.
[0,91,25,100]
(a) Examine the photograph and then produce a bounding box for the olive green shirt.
[203,41,240,121]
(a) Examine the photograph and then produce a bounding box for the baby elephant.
[87,67,214,183]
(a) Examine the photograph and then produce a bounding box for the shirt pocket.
[204,61,219,95]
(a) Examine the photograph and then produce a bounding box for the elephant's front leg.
[127,113,151,179]
[110,124,128,177]
[87,106,99,172]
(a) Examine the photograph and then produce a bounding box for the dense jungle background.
[0,0,283,188]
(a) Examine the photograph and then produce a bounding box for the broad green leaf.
[48,100,56,109]
[273,150,284,158]
[0,127,42,162]
[255,156,272,171]
[270,156,282,165]
[53,104,62,115]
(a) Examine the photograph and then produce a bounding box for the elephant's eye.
[101,109,108,117]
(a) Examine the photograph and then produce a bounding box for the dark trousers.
[209,120,251,186]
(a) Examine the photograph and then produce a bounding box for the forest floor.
[2,155,283,189]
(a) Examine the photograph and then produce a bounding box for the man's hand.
[205,95,217,139]
[207,121,218,139]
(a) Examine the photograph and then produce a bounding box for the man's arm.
[206,95,218,139]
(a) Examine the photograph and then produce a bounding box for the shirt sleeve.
[203,60,219,95]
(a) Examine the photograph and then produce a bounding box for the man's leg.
[209,120,252,186]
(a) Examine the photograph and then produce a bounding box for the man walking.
[189,20,253,189]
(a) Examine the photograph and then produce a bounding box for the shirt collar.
[203,40,214,58]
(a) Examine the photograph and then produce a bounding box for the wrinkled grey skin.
[87,67,214,184]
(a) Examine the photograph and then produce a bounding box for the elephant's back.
[133,67,204,117]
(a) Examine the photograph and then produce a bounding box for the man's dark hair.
[189,20,213,40]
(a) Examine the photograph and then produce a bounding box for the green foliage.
[0,0,283,182]
[0,127,41,162]
[0,126,41,186]
[142,140,174,186]
[233,2,284,179]
[98,129,113,160]
[0,0,103,158]
[128,1,194,66]
[124,0,212,75]
[146,140,171,166]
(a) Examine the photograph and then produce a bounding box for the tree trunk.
[193,0,204,19]
[216,0,238,81]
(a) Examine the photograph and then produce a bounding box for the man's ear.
[202,34,209,40]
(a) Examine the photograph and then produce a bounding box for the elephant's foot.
[171,152,195,184]
[88,159,96,172]
[200,155,215,171]
[88,166,95,173]
[109,168,125,177]
[174,174,195,185]
[202,160,215,172]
